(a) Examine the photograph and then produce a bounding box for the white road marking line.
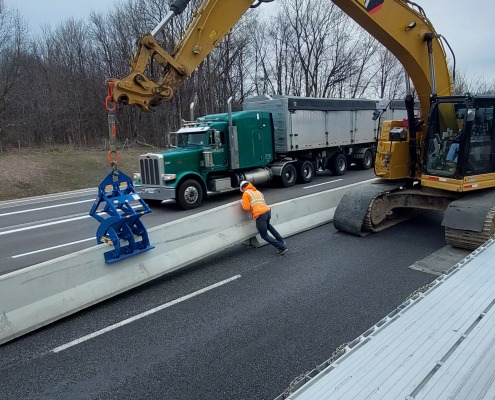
[0,215,91,236]
[0,189,96,207]
[51,275,242,353]
[0,199,94,216]
[303,179,343,189]
[0,205,143,236]
[11,238,95,258]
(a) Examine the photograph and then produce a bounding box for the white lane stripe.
[11,237,95,258]
[303,179,343,189]
[0,189,96,207]
[1,205,143,236]
[0,199,94,216]
[0,215,91,236]
[51,275,242,353]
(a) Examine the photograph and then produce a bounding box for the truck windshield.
[178,132,206,147]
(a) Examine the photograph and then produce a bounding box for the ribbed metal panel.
[243,96,378,153]
[283,238,495,400]
[139,155,162,185]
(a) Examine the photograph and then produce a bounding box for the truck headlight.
[133,173,141,184]
[162,174,176,182]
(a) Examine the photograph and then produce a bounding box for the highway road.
[1,206,452,400]
[0,166,467,399]
[0,168,374,275]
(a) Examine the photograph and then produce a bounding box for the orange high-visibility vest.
[243,189,270,218]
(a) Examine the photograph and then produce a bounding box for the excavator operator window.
[465,105,495,174]
[425,101,463,177]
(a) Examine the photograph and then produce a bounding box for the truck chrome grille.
[139,155,163,185]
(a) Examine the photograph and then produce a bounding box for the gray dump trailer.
[243,95,383,174]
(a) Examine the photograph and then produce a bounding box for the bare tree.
[0,0,28,148]
[367,47,405,99]
[453,68,495,95]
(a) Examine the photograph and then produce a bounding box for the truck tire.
[297,160,314,183]
[281,163,297,187]
[359,149,374,170]
[330,154,347,176]
[177,179,203,210]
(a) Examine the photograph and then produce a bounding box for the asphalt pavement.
[0,210,448,400]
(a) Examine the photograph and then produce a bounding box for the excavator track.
[334,181,457,236]
[445,207,495,250]
[361,187,456,233]
[335,182,495,251]
[361,194,425,233]
[443,190,495,250]
[333,181,404,236]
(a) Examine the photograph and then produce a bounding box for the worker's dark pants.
[255,210,286,250]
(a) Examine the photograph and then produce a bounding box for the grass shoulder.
[0,146,153,201]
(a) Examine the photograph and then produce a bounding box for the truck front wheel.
[177,179,203,210]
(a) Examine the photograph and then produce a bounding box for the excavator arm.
[331,0,452,120]
[109,0,262,111]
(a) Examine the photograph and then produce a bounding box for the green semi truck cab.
[134,110,276,209]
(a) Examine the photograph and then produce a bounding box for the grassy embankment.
[0,146,150,201]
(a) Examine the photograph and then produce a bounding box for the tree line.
[0,0,493,151]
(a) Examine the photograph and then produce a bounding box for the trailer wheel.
[280,163,297,187]
[177,179,203,210]
[297,160,314,183]
[330,154,347,176]
[359,149,374,170]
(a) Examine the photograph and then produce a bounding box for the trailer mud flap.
[89,170,154,264]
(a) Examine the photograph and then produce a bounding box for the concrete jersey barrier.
[0,181,370,345]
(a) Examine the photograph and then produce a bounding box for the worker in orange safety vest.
[240,180,288,255]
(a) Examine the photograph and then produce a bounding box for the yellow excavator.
[108,0,495,250]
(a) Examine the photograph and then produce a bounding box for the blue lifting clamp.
[89,169,154,264]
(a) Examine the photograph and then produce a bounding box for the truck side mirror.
[214,130,222,145]
[372,110,382,121]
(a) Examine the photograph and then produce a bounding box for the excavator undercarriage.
[333,181,495,250]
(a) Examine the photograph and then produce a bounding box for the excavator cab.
[423,96,495,188]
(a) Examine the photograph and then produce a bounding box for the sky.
[5,0,495,81]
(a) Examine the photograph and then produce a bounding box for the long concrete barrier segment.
[0,180,371,345]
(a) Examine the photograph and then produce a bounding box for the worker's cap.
[240,180,250,192]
